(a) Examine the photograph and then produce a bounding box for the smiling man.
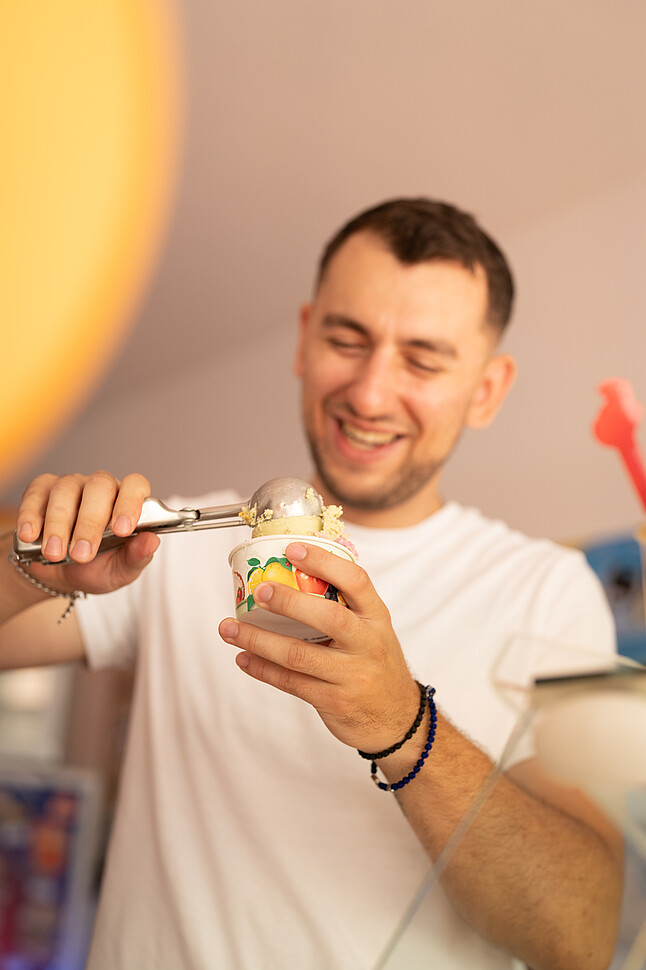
[0,199,622,970]
[296,219,516,524]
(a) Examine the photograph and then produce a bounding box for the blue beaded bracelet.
[371,686,437,793]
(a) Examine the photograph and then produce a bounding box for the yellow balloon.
[0,0,182,486]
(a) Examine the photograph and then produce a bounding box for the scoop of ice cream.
[239,488,353,552]
[238,503,272,529]
[319,504,343,540]
[253,514,322,537]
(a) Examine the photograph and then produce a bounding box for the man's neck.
[311,477,444,529]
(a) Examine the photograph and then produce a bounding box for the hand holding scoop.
[12,477,323,565]
[593,378,646,511]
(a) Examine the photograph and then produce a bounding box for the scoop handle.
[12,497,245,565]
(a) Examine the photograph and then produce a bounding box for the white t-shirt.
[77,496,615,970]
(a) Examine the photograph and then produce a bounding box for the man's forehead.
[314,236,491,340]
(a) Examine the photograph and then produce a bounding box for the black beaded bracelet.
[357,680,426,760]
[371,686,437,793]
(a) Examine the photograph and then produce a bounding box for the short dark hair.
[316,197,514,333]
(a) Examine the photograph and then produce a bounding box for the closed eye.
[405,356,444,375]
[328,337,368,354]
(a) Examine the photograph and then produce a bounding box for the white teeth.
[341,422,397,449]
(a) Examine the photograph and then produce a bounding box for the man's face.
[295,231,514,523]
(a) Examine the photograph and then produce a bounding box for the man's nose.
[345,351,398,417]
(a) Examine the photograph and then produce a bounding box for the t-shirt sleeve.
[533,549,617,676]
[500,549,617,769]
[75,580,140,669]
[72,489,239,669]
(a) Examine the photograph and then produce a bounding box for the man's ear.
[465,353,517,429]
[294,303,311,378]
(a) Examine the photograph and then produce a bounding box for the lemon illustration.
[262,561,299,589]
[248,567,264,596]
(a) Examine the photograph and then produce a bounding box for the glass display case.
[375,634,646,969]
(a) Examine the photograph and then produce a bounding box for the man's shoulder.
[444,501,573,550]
[442,502,590,580]
[355,502,586,574]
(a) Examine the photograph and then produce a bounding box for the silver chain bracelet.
[8,553,86,623]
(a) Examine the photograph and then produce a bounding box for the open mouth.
[339,420,401,452]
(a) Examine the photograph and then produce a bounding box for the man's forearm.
[0,532,87,669]
[379,708,622,970]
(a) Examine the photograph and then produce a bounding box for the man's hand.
[219,540,420,751]
[14,471,160,596]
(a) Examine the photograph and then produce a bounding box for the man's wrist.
[7,552,86,623]
[357,680,427,760]
[0,531,79,623]
[0,533,61,620]
[370,689,438,793]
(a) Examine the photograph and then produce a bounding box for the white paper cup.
[228,534,356,642]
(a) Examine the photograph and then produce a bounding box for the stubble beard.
[305,430,449,512]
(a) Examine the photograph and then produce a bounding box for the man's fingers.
[69,471,120,562]
[40,473,89,562]
[285,542,386,617]
[219,616,342,685]
[26,531,160,597]
[15,470,153,569]
[110,473,152,535]
[248,579,368,653]
[16,473,63,543]
[113,532,160,582]
[234,648,334,704]
[67,471,151,563]
[12,470,159,599]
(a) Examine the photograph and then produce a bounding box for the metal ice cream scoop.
[12,476,323,565]
[246,476,323,521]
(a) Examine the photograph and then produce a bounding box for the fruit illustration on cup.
[293,568,328,595]
[233,571,245,606]
[241,555,340,613]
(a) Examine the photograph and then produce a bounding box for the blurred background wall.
[3,0,646,543]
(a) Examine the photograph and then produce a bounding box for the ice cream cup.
[228,534,357,643]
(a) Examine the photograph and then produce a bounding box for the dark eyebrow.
[406,337,458,359]
[321,313,458,358]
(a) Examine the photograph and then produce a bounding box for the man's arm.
[0,471,158,669]
[0,538,86,667]
[219,540,622,970]
[377,706,622,970]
